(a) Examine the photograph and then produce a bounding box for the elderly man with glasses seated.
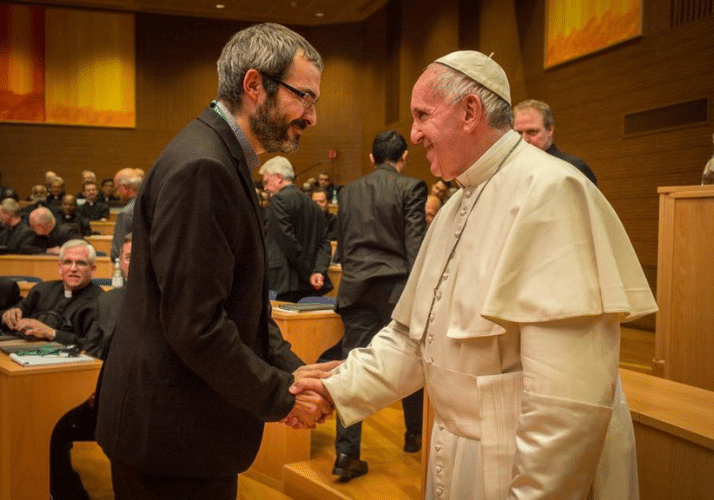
[0,239,104,347]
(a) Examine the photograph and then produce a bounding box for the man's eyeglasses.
[262,73,318,109]
[61,259,90,269]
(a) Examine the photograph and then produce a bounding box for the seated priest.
[0,239,104,347]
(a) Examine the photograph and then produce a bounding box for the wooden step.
[282,405,422,500]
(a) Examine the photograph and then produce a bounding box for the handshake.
[281,360,342,430]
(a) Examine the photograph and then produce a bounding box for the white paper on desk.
[9,352,95,366]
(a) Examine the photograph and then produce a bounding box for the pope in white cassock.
[291,51,657,500]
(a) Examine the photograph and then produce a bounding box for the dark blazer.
[337,163,427,308]
[95,105,303,478]
[266,183,333,297]
[546,143,598,186]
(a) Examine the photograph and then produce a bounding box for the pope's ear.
[463,93,484,132]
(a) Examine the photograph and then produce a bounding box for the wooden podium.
[654,184,714,391]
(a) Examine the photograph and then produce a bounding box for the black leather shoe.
[332,453,368,481]
[404,432,422,453]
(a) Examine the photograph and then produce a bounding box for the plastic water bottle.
[112,258,124,288]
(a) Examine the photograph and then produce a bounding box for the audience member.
[47,176,66,210]
[425,194,441,226]
[0,199,34,254]
[330,130,427,480]
[77,181,110,221]
[20,184,52,221]
[98,178,120,206]
[45,171,58,190]
[0,239,103,346]
[58,195,92,237]
[311,188,338,240]
[27,207,82,254]
[318,171,340,203]
[290,50,656,499]
[0,169,15,201]
[49,235,131,500]
[262,156,333,302]
[301,176,318,195]
[430,178,451,203]
[95,23,335,499]
[111,168,142,260]
[513,99,598,185]
[75,170,97,199]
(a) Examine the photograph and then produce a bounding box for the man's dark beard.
[249,98,307,154]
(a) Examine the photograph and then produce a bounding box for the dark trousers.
[336,283,424,458]
[50,400,96,500]
[110,460,238,500]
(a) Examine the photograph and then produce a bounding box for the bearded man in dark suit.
[95,23,336,499]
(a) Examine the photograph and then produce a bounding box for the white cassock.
[322,130,658,500]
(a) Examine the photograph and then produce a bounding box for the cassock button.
[435,290,442,300]
[460,207,467,216]
[435,444,442,451]
[428,335,434,343]
[429,313,435,323]
[436,466,443,473]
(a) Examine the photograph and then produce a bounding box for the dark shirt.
[19,201,58,223]
[324,211,338,241]
[1,280,104,347]
[58,212,92,237]
[546,144,598,186]
[98,192,122,207]
[77,200,110,221]
[0,220,35,254]
[25,224,83,254]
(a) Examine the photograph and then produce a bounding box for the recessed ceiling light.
[315,12,324,17]
[216,4,225,8]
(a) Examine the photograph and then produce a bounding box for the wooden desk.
[621,368,714,499]
[0,342,101,500]
[247,305,344,490]
[0,254,112,280]
[86,235,113,256]
[89,221,115,236]
[655,184,714,390]
[325,264,341,298]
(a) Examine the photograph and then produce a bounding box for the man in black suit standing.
[331,130,428,480]
[95,23,335,500]
[262,155,333,302]
[513,99,598,186]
